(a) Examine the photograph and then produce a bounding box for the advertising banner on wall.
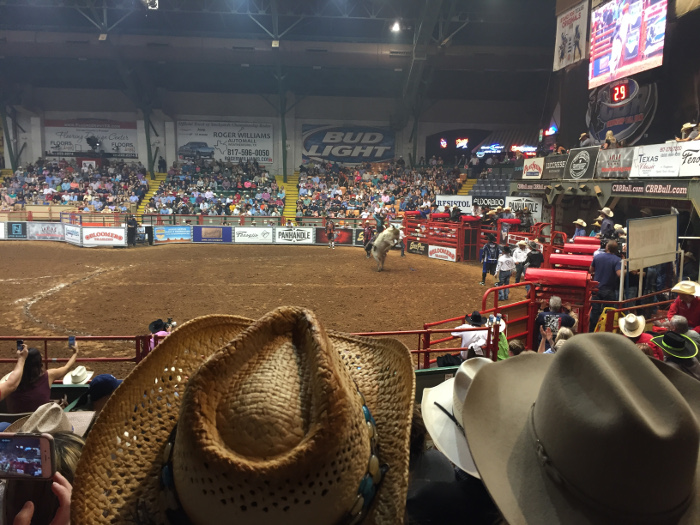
[234,227,273,243]
[316,228,354,245]
[82,227,126,247]
[596,148,635,179]
[7,222,27,239]
[516,181,548,192]
[553,1,589,71]
[630,143,683,178]
[564,147,600,180]
[154,226,192,245]
[27,222,64,241]
[0,223,5,240]
[354,229,367,247]
[521,158,545,180]
[177,121,273,164]
[611,181,688,197]
[472,196,506,208]
[302,125,395,165]
[64,225,81,245]
[505,197,543,223]
[428,245,457,262]
[192,226,233,243]
[44,119,138,158]
[408,240,429,256]
[542,154,569,179]
[275,227,314,244]
[679,145,700,177]
[434,195,472,209]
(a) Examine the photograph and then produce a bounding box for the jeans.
[498,270,512,300]
[400,240,405,256]
[515,262,525,284]
[589,288,618,332]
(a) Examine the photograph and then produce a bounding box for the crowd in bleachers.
[0,158,149,213]
[295,159,463,220]
[146,158,285,217]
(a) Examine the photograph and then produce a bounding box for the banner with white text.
[630,143,683,178]
[44,119,138,158]
[302,125,395,165]
[177,120,274,164]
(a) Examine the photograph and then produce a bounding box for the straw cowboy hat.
[598,207,614,218]
[72,308,415,525]
[462,333,700,525]
[640,207,653,216]
[579,132,588,140]
[421,358,491,476]
[62,365,94,385]
[682,122,697,131]
[652,332,699,359]
[672,281,698,296]
[572,219,586,227]
[592,220,601,227]
[503,207,511,212]
[614,223,623,231]
[6,402,72,433]
[618,313,645,338]
[517,240,528,246]
[486,210,497,216]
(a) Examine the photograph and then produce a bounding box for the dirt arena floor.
[0,242,526,378]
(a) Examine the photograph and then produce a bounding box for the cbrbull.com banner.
[302,125,395,165]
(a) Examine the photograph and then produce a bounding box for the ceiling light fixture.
[98,33,107,41]
[141,0,158,9]
[391,21,400,32]
[271,40,280,48]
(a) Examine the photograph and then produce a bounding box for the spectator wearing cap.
[668,281,700,330]
[523,241,544,293]
[89,374,122,414]
[652,331,700,380]
[451,311,490,360]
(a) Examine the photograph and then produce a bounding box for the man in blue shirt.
[589,240,622,331]
[599,207,615,239]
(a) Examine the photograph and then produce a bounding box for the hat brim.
[618,317,645,338]
[462,353,700,525]
[651,334,699,359]
[72,314,415,525]
[598,209,614,217]
[63,370,94,385]
[421,381,479,477]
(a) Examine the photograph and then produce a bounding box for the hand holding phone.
[0,433,56,480]
[68,336,76,348]
[16,340,23,351]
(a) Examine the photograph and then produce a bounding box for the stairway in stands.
[276,172,299,222]
[458,178,476,196]
[136,172,168,217]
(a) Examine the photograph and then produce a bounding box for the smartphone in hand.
[0,433,56,480]
[16,340,23,351]
[68,336,76,348]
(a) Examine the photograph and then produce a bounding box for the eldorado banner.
[44,119,138,158]
[630,143,683,178]
[596,148,634,179]
[177,120,273,164]
[302,125,395,165]
[553,1,589,71]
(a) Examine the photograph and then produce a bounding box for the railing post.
[44,339,49,371]
[421,330,431,370]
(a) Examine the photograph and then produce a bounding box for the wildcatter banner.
[428,245,457,262]
[596,148,635,179]
[44,119,138,158]
[302,125,395,165]
[154,226,192,245]
[177,121,273,164]
[630,143,683,178]
[553,1,589,71]
[27,222,64,241]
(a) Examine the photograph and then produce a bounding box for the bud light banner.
[596,148,635,179]
[521,158,544,180]
[302,125,395,165]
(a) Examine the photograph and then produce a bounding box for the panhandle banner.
[275,227,314,244]
[408,240,429,256]
[27,223,64,241]
[316,228,354,245]
[542,154,569,179]
[553,1,588,71]
[7,222,27,240]
[564,147,600,180]
[234,227,273,243]
[177,120,273,164]
[64,225,81,245]
[82,227,126,247]
[428,245,457,262]
[522,158,544,180]
[192,226,233,243]
[596,148,634,179]
[630,143,683,178]
[472,196,505,208]
[44,119,138,158]
[435,195,472,209]
[154,226,192,244]
[679,145,700,177]
[505,197,543,223]
[302,125,395,165]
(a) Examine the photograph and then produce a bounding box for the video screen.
[0,436,44,477]
[589,0,667,89]
[455,138,469,149]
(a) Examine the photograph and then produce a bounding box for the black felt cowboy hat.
[467,311,486,326]
[652,331,699,359]
[148,319,166,334]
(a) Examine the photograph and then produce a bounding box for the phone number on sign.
[227,149,270,157]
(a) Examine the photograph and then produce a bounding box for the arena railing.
[59,211,128,227]
[0,335,152,373]
[593,288,675,333]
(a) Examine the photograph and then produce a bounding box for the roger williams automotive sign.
[302,125,395,165]
[429,245,457,262]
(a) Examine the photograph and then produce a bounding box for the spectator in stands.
[676,123,699,142]
[589,240,622,331]
[495,246,515,300]
[618,313,664,360]
[668,281,700,329]
[651,331,700,380]
[579,132,593,147]
[508,339,526,356]
[512,240,529,284]
[537,326,574,354]
[7,342,79,413]
[451,311,489,360]
[598,207,615,238]
[534,296,577,351]
[0,344,28,409]
[88,374,122,415]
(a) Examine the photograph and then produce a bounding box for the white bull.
[371,227,400,272]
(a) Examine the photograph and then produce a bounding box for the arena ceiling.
[0,0,556,106]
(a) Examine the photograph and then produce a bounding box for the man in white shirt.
[512,240,530,284]
[451,311,490,360]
